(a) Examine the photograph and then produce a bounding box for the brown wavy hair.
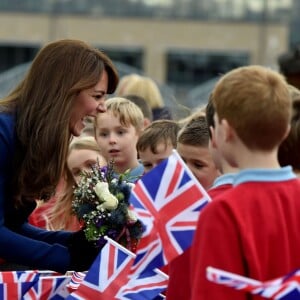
[136,119,180,154]
[0,39,119,204]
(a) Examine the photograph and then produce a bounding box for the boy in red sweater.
[190,65,300,299]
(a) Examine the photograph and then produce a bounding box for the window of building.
[99,47,143,71]
[0,44,39,72]
[166,50,249,88]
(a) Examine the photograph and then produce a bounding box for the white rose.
[127,182,135,190]
[127,209,137,222]
[94,182,119,211]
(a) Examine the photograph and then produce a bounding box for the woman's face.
[67,148,107,184]
[70,71,108,136]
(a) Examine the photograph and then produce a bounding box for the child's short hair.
[212,65,291,150]
[123,94,153,122]
[137,120,180,153]
[278,85,300,170]
[96,97,144,133]
[178,112,210,147]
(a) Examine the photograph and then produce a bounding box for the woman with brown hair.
[0,39,119,273]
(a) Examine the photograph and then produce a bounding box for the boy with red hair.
[190,65,300,299]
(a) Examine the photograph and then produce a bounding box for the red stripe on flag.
[108,243,116,279]
[165,161,181,197]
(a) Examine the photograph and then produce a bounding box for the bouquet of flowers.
[72,160,144,252]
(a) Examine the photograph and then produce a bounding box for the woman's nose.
[96,101,106,113]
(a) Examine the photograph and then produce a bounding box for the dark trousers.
[0,262,30,271]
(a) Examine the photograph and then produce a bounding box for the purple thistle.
[100,165,108,174]
[107,228,119,240]
[96,236,107,248]
[95,217,105,228]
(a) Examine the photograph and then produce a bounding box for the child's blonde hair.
[96,97,144,134]
[115,73,141,96]
[118,75,164,109]
[212,65,291,150]
[69,136,101,153]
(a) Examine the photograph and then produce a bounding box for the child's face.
[139,141,174,173]
[67,149,107,184]
[95,111,140,172]
[177,143,220,190]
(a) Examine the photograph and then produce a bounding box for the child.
[166,109,220,300]
[67,136,107,184]
[177,110,220,190]
[190,65,300,300]
[136,119,180,173]
[95,97,144,181]
[29,136,106,231]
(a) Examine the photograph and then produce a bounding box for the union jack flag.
[67,237,169,300]
[22,275,71,300]
[129,150,211,274]
[0,271,39,283]
[206,266,261,292]
[66,237,136,300]
[0,270,40,300]
[130,239,165,277]
[207,266,300,299]
[115,268,169,300]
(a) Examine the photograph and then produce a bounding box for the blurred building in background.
[0,0,294,109]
